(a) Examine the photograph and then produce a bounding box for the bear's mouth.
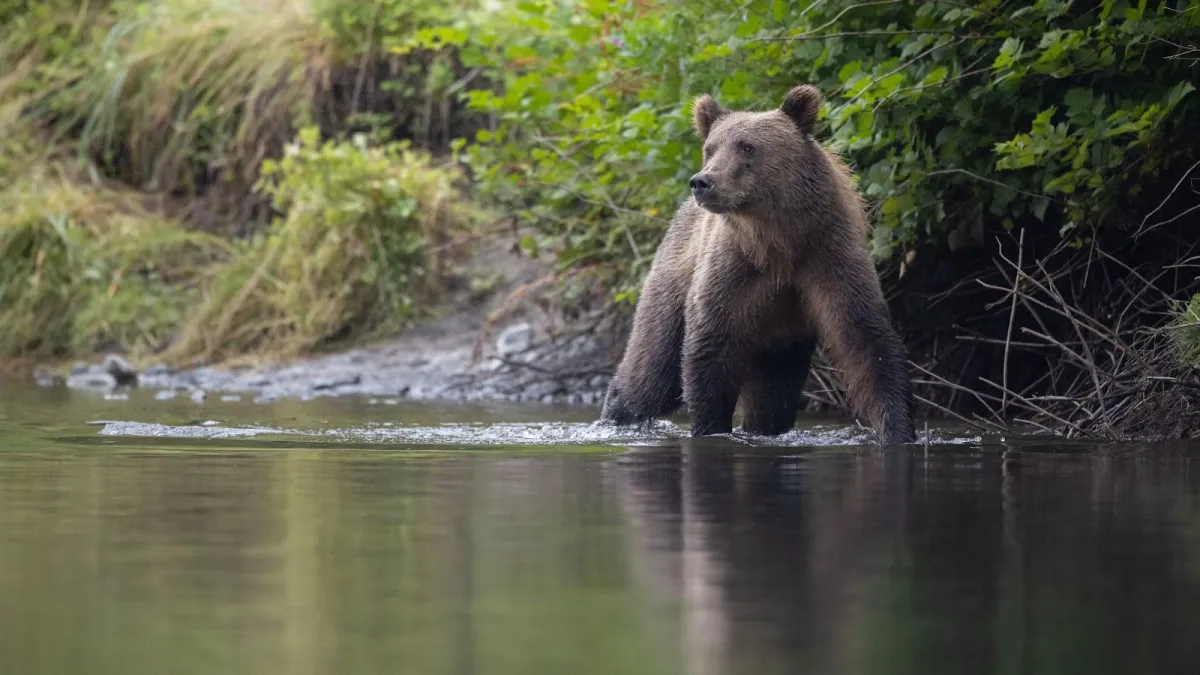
[694,192,745,214]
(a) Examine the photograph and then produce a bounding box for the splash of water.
[95,419,982,447]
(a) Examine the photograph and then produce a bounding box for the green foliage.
[0,165,227,358]
[442,0,1199,294]
[1171,294,1200,370]
[166,127,480,362]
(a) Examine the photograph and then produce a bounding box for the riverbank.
[4,0,1199,441]
[26,228,622,407]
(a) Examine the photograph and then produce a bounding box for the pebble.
[67,372,117,391]
[495,322,534,358]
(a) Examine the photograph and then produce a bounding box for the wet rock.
[525,380,563,400]
[102,355,139,387]
[496,322,534,358]
[67,370,117,391]
[563,335,600,360]
[143,363,173,378]
[312,374,361,391]
[33,365,63,388]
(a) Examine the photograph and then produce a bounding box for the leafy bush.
[166,127,480,362]
[429,0,1199,298]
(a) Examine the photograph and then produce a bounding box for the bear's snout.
[689,172,714,198]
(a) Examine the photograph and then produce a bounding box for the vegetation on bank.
[0,0,483,363]
[2,0,1199,436]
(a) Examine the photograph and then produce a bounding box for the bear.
[598,83,916,445]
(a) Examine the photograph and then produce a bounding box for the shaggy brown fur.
[599,84,916,445]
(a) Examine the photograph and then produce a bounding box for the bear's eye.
[740,143,754,156]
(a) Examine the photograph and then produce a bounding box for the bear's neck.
[724,209,812,275]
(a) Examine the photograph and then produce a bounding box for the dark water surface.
[2,383,1200,675]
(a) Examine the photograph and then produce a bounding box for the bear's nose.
[689,173,713,194]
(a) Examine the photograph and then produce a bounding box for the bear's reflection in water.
[614,442,1200,675]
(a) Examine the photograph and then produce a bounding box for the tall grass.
[42,0,337,212]
[0,159,229,358]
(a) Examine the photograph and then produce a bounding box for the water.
[2,383,1200,675]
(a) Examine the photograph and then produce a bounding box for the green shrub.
[166,127,480,362]
[430,0,1199,298]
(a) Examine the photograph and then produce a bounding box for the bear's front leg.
[680,276,745,438]
[682,334,740,436]
[801,258,916,445]
[599,265,687,427]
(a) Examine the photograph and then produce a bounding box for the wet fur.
[600,84,916,445]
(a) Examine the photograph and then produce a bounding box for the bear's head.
[687,84,823,215]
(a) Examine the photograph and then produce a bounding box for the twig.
[786,0,905,40]
[977,377,1099,439]
[839,38,962,109]
[1001,228,1024,412]
[752,30,1001,42]
[925,168,1064,203]
[915,394,996,432]
[1135,157,1200,238]
[870,65,991,114]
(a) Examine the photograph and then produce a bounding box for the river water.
[2,382,1199,675]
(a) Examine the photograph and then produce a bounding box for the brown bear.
[598,84,916,445]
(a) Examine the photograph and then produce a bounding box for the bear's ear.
[780,84,822,135]
[692,94,725,139]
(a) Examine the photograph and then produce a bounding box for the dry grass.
[0,158,229,359]
[48,0,337,206]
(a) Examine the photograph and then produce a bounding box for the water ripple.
[95,419,982,447]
